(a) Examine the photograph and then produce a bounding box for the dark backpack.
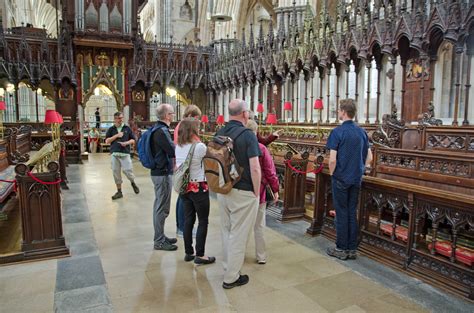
[137,124,164,169]
[203,127,248,194]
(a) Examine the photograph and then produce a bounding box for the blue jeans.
[332,177,360,251]
[176,195,185,232]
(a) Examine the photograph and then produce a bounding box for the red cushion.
[428,241,474,266]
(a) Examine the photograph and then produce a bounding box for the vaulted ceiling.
[1,0,61,37]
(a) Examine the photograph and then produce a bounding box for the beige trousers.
[111,154,135,185]
[217,189,259,284]
[89,141,98,153]
[254,202,267,262]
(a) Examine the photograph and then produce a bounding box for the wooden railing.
[306,169,474,299]
[8,138,70,263]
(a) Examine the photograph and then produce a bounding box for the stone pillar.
[78,104,85,154]
[463,47,472,125]
[365,61,372,124]
[123,105,130,123]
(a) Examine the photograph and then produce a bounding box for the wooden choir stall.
[0,126,70,265]
[255,120,474,300]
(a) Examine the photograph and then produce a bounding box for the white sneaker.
[257,260,266,265]
[176,230,183,238]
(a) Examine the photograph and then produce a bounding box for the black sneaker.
[111,191,123,200]
[165,237,177,244]
[347,250,357,260]
[222,274,249,289]
[184,254,195,262]
[154,241,178,251]
[326,247,348,260]
[131,182,140,194]
[194,256,216,265]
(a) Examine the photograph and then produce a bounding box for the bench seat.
[0,165,16,203]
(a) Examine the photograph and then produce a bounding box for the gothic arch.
[83,67,123,110]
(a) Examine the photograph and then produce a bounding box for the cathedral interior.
[0,0,473,312]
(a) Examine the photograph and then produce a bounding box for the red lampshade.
[44,110,60,124]
[266,113,277,125]
[0,101,6,110]
[57,112,64,124]
[201,115,209,123]
[314,99,324,110]
[256,103,264,113]
[216,115,225,125]
[284,101,292,111]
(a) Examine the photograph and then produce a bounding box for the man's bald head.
[228,99,247,116]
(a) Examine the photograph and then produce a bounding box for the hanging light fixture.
[208,0,232,22]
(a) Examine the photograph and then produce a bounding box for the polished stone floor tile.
[54,285,111,312]
[56,255,106,292]
[1,291,54,313]
[232,286,328,313]
[294,271,396,312]
[359,293,430,313]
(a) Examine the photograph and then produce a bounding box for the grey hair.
[246,119,258,132]
[229,99,247,116]
[156,103,172,120]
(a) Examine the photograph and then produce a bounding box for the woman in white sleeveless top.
[175,118,215,265]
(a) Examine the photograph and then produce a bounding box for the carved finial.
[258,20,264,48]
[418,101,442,126]
[249,23,255,51]
[268,15,274,42]
[278,8,285,38]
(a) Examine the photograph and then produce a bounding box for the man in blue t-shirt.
[326,99,372,260]
[216,99,261,289]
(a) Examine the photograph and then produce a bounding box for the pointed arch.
[83,67,123,110]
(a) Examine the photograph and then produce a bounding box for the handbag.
[173,143,197,195]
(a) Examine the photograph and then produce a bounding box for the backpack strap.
[228,126,250,142]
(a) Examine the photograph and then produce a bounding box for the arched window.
[84,85,117,128]
[21,86,49,122]
[0,84,17,123]
[433,42,454,122]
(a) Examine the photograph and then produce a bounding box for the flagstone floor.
[0,154,471,312]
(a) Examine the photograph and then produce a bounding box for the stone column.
[463,47,472,125]
[452,45,464,126]
[365,61,372,124]
[78,104,85,154]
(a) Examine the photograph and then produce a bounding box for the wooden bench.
[0,139,15,221]
[100,142,110,152]
[5,127,30,165]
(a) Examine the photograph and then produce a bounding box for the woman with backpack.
[175,118,215,265]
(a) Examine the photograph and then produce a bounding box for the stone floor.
[0,154,472,312]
